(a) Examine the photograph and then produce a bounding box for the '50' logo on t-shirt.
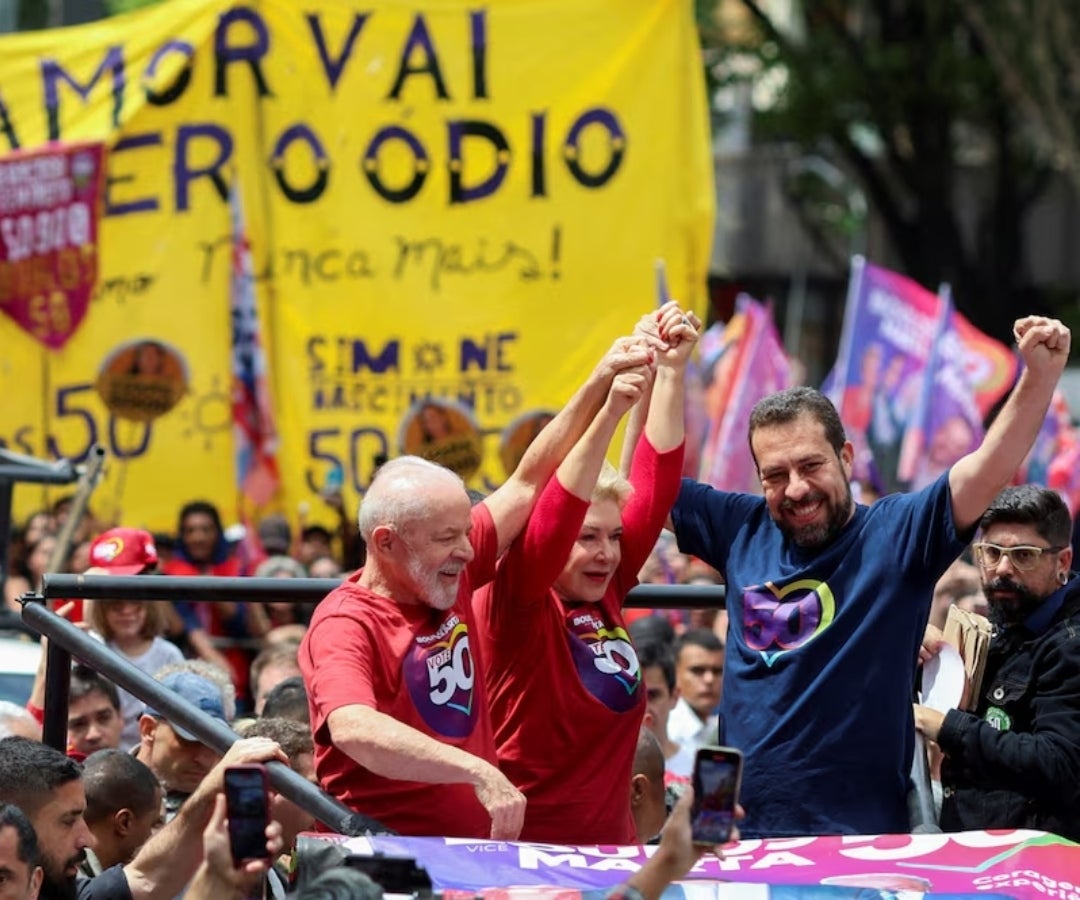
[405,617,477,738]
[565,611,641,713]
[428,632,474,706]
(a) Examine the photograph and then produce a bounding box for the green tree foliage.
[959,1,1080,200]
[104,0,165,13]
[700,0,1070,343]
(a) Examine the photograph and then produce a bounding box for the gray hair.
[357,456,465,542]
[980,484,1072,547]
[254,555,307,579]
[0,702,40,740]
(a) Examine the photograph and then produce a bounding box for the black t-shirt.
[75,865,133,900]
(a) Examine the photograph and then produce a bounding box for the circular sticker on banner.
[399,399,483,480]
[499,410,557,476]
[95,339,190,423]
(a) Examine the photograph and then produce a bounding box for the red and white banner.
[0,142,104,350]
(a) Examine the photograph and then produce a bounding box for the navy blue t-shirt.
[672,473,967,837]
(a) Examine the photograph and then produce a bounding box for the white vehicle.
[0,635,41,706]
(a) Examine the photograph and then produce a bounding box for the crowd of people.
[0,304,1078,899]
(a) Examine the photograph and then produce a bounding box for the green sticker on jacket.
[984,706,1012,731]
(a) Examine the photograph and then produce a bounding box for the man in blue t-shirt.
[670,315,1070,838]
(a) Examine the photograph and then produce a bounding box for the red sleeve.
[498,474,591,606]
[466,502,499,589]
[25,701,44,726]
[302,613,377,740]
[617,435,685,586]
[161,559,196,576]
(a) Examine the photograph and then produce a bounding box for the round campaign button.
[95,339,190,423]
[498,410,556,477]
[398,399,483,480]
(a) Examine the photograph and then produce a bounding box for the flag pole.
[827,254,865,408]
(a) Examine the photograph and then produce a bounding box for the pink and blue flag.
[698,295,791,493]
[823,258,1016,493]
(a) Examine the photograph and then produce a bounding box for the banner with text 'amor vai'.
[0,0,714,532]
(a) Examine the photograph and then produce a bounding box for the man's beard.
[985,578,1046,629]
[39,850,84,900]
[406,555,459,611]
[777,488,854,549]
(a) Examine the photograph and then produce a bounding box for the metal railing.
[21,573,939,834]
[20,574,727,840]
[19,592,392,837]
[38,573,726,608]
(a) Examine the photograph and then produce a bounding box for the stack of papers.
[941,605,994,711]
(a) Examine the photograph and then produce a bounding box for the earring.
[1059,572,1068,585]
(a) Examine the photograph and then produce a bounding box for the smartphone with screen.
[690,746,743,846]
[224,764,271,864]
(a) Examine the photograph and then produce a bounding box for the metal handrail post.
[42,634,72,751]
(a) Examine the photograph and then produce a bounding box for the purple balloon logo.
[742,579,836,666]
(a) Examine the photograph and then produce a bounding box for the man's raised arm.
[949,316,1070,531]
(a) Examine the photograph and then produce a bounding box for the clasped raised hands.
[636,300,701,369]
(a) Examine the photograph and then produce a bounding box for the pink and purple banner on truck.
[313,829,1079,900]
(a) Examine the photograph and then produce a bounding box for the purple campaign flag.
[897,287,983,490]
[823,258,955,493]
[1022,390,1080,515]
[699,295,791,492]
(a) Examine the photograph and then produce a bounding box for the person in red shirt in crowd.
[471,301,697,844]
[163,501,253,702]
[300,336,654,839]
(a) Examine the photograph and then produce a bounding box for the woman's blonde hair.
[90,598,166,642]
[592,461,633,508]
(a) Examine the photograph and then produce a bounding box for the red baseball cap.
[88,528,159,575]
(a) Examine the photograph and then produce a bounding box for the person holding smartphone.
[472,302,697,843]
[186,791,283,900]
[608,786,740,900]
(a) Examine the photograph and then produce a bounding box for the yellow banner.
[0,0,714,533]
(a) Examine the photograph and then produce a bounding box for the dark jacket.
[938,577,1080,841]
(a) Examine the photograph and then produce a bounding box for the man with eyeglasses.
[914,485,1080,841]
